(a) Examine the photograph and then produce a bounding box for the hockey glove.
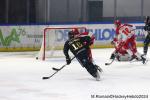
[111,38,118,45]
[66,57,71,65]
[111,40,115,45]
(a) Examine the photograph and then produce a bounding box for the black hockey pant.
[144,33,150,55]
[76,50,98,78]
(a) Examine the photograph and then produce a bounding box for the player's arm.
[63,41,71,65]
[112,28,120,44]
[81,36,92,48]
[124,23,133,27]
[80,31,95,47]
[88,32,95,45]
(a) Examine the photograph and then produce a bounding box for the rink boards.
[0,23,146,51]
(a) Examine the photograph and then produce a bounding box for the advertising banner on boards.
[0,23,145,51]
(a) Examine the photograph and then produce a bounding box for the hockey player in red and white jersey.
[112,20,146,63]
[110,38,130,61]
[110,37,142,61]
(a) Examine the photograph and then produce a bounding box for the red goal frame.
[42,27,87,60]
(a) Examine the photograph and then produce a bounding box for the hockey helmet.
[72,28,79,35]
[68,31,75,39]
[114,20,121,27]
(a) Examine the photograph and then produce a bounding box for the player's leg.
[140,35,150,64]
[143,34,150,55]
[76,52,101,81]
[87,48,93,62]
[130,38,146,63]
[125,37,141,61]
[86,63,101,81]
[122,39,135,61]
[77,57,100,80]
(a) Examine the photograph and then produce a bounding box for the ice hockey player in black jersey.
[63,30,102,81]
[143,16,150,57]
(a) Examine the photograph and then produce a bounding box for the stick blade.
[52,67,60,71]
[42,77,49,80]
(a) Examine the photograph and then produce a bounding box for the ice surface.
[0,47,150,100]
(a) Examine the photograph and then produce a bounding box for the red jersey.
[116,24,135,42]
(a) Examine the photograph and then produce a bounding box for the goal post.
[37,27,87,60]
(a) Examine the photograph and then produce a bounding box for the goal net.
[37,27,87,60]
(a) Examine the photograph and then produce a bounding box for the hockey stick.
[52,56,76,71]
[105,57,115,65]
[52,67,60,71]
[105,41,125,66]
[105,51,118,65]
[42,56,75,80]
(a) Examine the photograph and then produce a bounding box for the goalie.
[63,30,102,81]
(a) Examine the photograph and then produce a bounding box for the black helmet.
[68,31,75,39]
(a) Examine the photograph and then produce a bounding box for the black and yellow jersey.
[63,36,91,58]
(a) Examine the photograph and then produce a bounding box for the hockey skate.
[95,70,101,81]
[95,65,102,81]
[141,54,147,64]
[95,65,103,73]
[130,55,138,61]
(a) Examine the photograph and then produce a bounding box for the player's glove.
[111,40,115,45]
[111,38,117,45]
[66,56,71,65]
